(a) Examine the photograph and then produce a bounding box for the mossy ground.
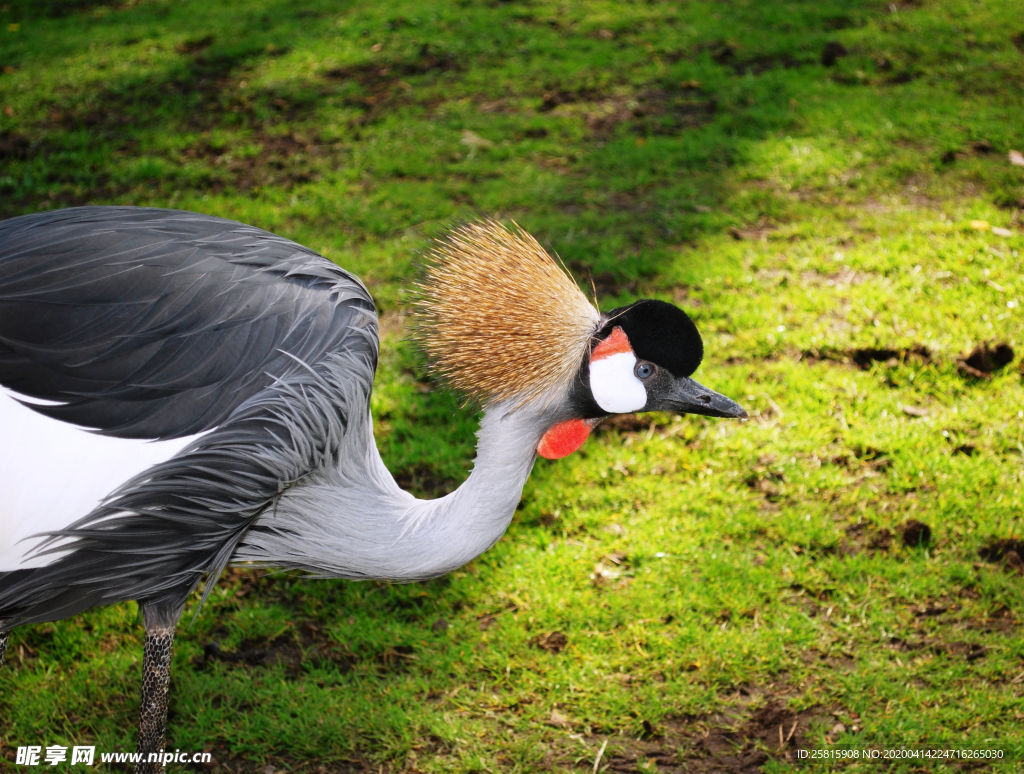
[1,0,1023,771]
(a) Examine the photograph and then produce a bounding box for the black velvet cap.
[597,299,704,377]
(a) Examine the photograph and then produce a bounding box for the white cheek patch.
[589,351,648,413]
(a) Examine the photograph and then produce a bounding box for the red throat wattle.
[537,418,598,459]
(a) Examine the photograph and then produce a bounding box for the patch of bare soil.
[477,602,518,631]
[0,130,31,160]
[798,266,867,288]
[574,691,832,773]
[803,344,932,370]
[703,41,809,76]
[901,519,932,548]
[195,619,357,678]
[183,130,328,193]
[839,521,895,555]
[592,87,716,138]
[851,345,932,369]
[540,82,715,139]
[217,566,273,600]
[821,42,849,67]
[941,139,1000,164]
[176,35,216,55]
[531,631,569,653]
[322,43,459,122]
[729,217,777,242]
[832,59,920,87]
[894,594,1016,649]
[962,604,1018,635]
[744,455,786,503]
[393,464,460,498]
[686,700,820,771]
[826,443,889,471]
[978,537,1024,575]
[957,342,1014,379]
[786,582,837,609]
[886,634,988,663]
[910,601,960,619]
[537,87,606,112]
[567,261,640,298]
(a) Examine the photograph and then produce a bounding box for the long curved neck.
[385,404,545,576]
[236,400,553,581]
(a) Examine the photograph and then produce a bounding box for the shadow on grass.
[5,0,122,20]
[0,0,892,284]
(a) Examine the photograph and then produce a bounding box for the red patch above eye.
[537,418,595,459]
[590,326,632,362]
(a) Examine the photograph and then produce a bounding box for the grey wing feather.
[0,207,379,627]
[0,348,377,628]
[0,206,377,438]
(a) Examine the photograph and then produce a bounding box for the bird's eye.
[634,362,653,379]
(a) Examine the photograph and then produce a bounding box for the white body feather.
[0,389,203,570]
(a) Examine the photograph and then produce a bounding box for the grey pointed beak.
[661,377,747,419]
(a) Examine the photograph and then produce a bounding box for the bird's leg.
[0,630,9,669]
[134,624,175,774]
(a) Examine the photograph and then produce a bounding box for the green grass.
[2,0,1024,771]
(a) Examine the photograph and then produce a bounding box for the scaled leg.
[134,625,175,774]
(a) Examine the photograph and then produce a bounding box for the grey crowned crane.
[0,207,745,771]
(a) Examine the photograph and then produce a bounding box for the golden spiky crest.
[414,219,600,407]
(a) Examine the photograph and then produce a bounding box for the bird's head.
[415,220,746,459]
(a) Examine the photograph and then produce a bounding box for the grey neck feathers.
[235,399,554,581]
